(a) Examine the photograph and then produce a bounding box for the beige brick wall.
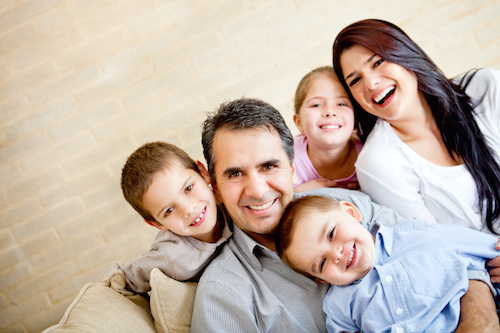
[0,0,499,331]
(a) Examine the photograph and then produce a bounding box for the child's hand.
[487,239,500,283]
[293,178,339,193]
[345,182,360,190]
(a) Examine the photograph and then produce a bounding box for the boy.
[276,195,499,333]
[108,142,231,293]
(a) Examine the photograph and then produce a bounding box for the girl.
[332,19,500,236]
[293,66,362,192]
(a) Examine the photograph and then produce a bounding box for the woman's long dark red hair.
[333,19,500,234]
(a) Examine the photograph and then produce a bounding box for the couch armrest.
[42,271,155,333]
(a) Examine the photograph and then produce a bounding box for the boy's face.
[142,161,218,242]
[293,74,355,150]
[285,201,376,285]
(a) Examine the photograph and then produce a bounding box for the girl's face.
[293,74,355,150]
[339,44,420,123]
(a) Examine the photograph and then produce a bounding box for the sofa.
[42,268,197,333]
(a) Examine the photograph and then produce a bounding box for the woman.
[332,19,500,236]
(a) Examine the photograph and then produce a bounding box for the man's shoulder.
[294,187,369,200]
[295,188,372,211]
[198,240,246,285]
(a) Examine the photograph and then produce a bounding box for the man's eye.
[312,103,321,108]
[263,165,275,171]
[185,184,193,193]
[230,171,242,178]
[164,207,174,217]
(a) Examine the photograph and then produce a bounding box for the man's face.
[212,127,295,244]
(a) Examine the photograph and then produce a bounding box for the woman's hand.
[293,178,339,193]
[487,239,500,283]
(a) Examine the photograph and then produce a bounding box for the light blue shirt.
[324,220,499,333]
[191,188,410,332]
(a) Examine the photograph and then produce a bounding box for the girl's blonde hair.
[294,66,338,115]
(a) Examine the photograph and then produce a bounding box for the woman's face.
[339,44,421,122]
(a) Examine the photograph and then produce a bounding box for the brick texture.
[1,0,499,332]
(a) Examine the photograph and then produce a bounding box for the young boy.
[107,142,231,293]
[276,195,499,333]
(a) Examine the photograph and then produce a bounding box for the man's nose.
[244,172,269,199]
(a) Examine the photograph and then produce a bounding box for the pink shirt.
[293,133,362,187]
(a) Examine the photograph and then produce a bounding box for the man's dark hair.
[202,98,294,182]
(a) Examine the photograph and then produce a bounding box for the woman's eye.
[312,103,321,108]
[374,59,384,67]
[185,184,193,193]
[338,102,346,106]
[349,77,360,87]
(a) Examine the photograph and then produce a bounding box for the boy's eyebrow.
[344,53,377,81]
[155,176,192,218]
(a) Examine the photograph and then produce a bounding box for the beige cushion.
[149,268,198,333]
[42,270,155,333]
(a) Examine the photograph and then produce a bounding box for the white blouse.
[355,68,500,236]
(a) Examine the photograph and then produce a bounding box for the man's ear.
[291,160,297,186]
[339,201,363,222]
[144,219,169,231]
[293,114,304,133]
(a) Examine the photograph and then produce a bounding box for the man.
[191,98,500,332]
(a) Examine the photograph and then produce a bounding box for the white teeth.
[374,86,395,103]
[248,200,274,210]
[191,208,205,225]
[346,246,355,268]
[320,124,340,130]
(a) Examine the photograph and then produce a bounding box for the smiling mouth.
[373,86,395,104]
[247,199,276,211]
[190,206,206,226]
[320,124,340,130]
[346,245,355,269]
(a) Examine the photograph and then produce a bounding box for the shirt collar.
[231,223,277,271]
[371,222,393,258]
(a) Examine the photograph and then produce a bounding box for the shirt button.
[385,275,392,282]
[397,328,404,333]
[396,307,403,315]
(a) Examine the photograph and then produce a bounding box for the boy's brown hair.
[276,195,341,274]
[294,66,338,115]
[121,141,199,222]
